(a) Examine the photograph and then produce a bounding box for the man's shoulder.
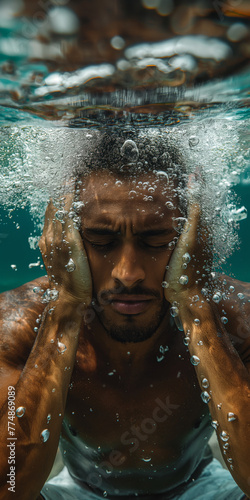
[218,274,250,307]
[0,276,49,316]
[0,276,49,366]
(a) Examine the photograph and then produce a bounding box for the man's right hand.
[39,197,92,308]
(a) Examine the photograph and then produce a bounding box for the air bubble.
[16,406,26,418]
[221,316,228,324]
[73,216,81,230]
[227,412,237,422]
[201,391,211,403]
[65,258,76,272]
[192,295,199,302]
[172,217,187,233]
[168,241,175,250]
[229,286,235,293]
[40,429,50,443]
[128,190,137,198]
[72,201,84,213]
[157,355,165,362]
[159,345,169,354]
[110,35,125,50]
[179,275,188,285]
[237,292,245,300]
[190,355,200,366]
[229,206,247,222]
[161,281,169,288]
[220,430,229,442]
[42,289,59,303]
[165,201,174,210]
[182,252,191,264]
[57,341,67,354]
[201,378,209,388]
[212,292,222,303]
[183,337,190,346]
[154,171,169,181]
[211,420,219,430]
[194,318,200,325]
[170,306,179,318]
[55,209,67,222]
[189,136,199,148]
[120,140,139,163]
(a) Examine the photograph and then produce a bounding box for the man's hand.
[164,175,213,306]
[39,197,92,307]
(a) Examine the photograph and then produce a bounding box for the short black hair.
[74,129,188,214]
[75,129,185,176]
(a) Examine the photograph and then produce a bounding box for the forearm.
[0,300,81,500]
[179,297,250,496]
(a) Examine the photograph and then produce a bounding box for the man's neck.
[81,308,175,377]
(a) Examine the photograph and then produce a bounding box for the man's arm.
[0,201,92,500]
[165,184,250,497]
[0,295,82,500]
[179,295,250,496]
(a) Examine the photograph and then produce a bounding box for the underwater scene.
[1,2,250,500]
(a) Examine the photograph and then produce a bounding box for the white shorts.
[41,459,246,499]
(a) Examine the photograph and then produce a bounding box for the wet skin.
[61,171,212,495]
[0,171,250,498]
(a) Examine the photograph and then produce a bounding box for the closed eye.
[140,234,174,249]
[146,242,169,248]
[83,237,116,251]
[141,240,169,249]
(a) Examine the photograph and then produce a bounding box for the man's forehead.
[79,171,180,229]
[79,170,176,205]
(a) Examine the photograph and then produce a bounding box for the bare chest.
[63,343,210,468]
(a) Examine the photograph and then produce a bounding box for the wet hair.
[74,129,185,175]
[68,126,239,266]
[74,129,188,215]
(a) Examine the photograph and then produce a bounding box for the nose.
[111,243,145,287]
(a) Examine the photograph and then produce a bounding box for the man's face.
[80,171,182,343]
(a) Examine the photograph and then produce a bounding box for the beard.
[92,286,168,343]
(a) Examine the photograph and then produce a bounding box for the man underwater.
[0,130,249,500]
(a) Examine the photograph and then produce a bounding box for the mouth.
[110,295,154,315]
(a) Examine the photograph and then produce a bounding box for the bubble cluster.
[0,121,247,266]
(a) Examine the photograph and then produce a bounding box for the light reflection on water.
[0,0,249,291]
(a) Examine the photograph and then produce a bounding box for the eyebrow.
[83,228,173,237]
